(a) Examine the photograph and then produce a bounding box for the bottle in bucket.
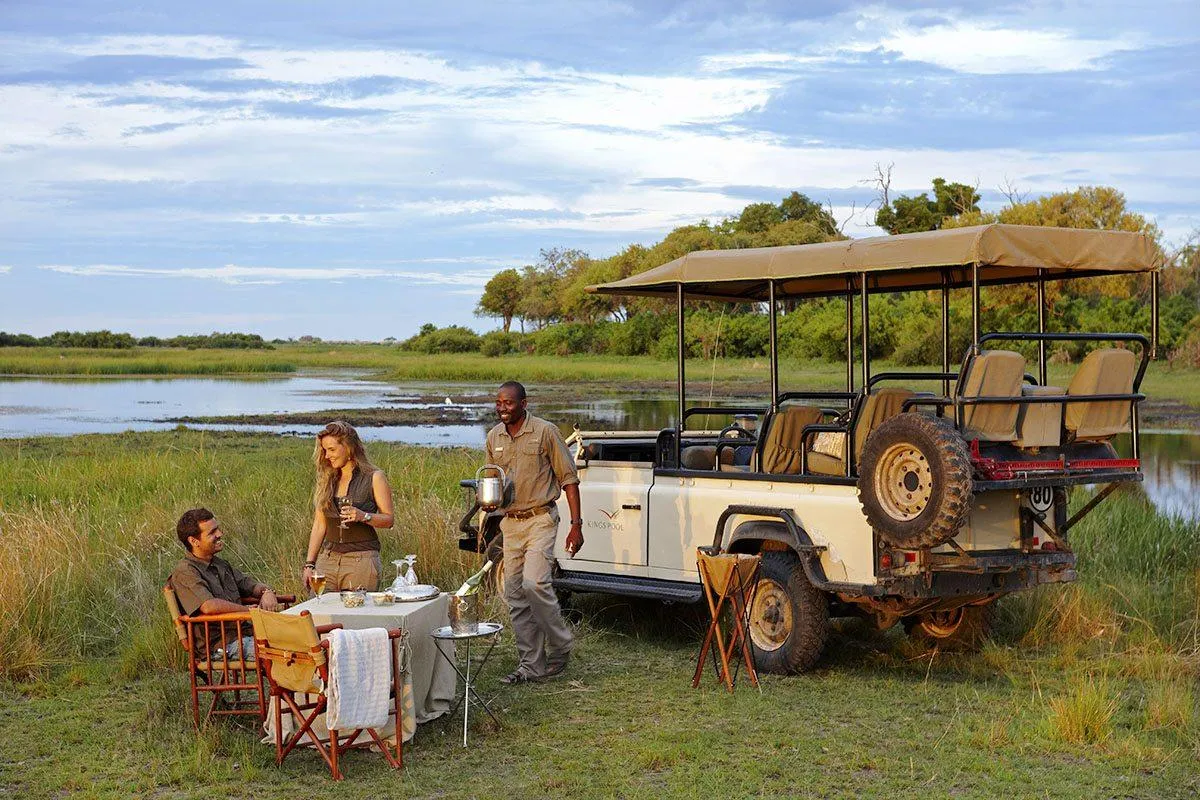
[449,560,493,634]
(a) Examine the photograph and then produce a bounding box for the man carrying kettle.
[486,380,583,684]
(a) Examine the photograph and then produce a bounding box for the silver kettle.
[475,464,507,511]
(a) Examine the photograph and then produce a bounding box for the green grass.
[1,432,1198,798]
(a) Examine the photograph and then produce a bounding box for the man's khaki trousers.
[501,508,574,679]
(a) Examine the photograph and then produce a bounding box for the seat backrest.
[1065,348,1137,440]
[250,609,326,694]
[163,585,190,651]
[760,405,823,474]
[850,388,914,463]
[957,349,1026,441]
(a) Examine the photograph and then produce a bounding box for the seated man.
[169,507,279,660]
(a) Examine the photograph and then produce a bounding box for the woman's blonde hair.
[313,421,377,512]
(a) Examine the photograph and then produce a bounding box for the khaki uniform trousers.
[315,548,382,591]
[501,507,574,679]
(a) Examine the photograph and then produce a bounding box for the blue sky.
[1,1,1196,340]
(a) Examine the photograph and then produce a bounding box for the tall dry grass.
[0,431,483,681]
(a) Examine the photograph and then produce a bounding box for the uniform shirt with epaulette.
[485,414,578,513]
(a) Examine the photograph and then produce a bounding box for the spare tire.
[857,413,973,550]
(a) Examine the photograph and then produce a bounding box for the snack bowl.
[340,590,366,608]
[367,591,394,605]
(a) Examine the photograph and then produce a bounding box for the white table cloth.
[266,592,455,743]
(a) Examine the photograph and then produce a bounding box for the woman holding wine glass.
[302,421,395,593]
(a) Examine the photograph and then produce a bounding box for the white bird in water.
[444,397,454,406]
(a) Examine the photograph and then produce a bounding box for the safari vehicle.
[459,224,1163,672]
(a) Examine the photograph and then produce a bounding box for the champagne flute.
[312,573,327,598]
[337,496,352,530]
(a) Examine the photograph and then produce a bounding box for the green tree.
[875,177,980,234]
[737,202,783,234]
[475,268,522,333]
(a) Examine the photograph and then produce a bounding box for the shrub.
[401,324,481,354]
[479,331,528,357]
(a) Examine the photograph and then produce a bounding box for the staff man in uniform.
[487,380,583,684]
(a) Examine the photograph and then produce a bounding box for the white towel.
[325,627,391,731]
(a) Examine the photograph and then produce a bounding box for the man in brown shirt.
[487,381,582,684]
[169,507,279,659]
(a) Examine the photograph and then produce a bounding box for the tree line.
[414,180,1198,367]
[0,331,273,349]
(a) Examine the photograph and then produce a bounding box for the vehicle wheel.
[747,551,829,674]
[904,603,996,652]
[857,413,973,550]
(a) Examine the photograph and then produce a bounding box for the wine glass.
[311,573,327,599]
[337,496,352,530]
[390,559,407,592]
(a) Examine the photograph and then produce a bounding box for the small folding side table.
[431,621,503,747]
[693,549,762,692]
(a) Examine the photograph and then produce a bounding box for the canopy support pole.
[768,280,779,412]
[971,262,981,349]
[845,278,855,400]
[676,282,685,466]
[1151,271,1160,360]
[1037,269,1047,386]
[860,272,870,390]
[941,269,950,397]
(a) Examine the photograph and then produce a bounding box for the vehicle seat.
[1065,348,1137,441]
[958,349,1026,442]
[806,388,914,476]
[1014,384,1064,449]
[759,406,823,475]
[680,444,735,471]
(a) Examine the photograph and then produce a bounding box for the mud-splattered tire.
[857,413,973,550]
[748,551,829,674]
[904,603,997,652]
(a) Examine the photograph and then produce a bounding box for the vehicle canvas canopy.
[587,223,1162,303]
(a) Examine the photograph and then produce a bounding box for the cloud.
[0,266,11,274]
[38,263,505,286]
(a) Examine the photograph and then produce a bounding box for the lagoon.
[2,374,1198,520]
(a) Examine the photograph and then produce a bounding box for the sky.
[1,1,1197,341]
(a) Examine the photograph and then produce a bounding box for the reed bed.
[0,431,483,681]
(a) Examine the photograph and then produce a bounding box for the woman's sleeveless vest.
[324,467,380,552]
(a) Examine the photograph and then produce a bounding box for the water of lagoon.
[2,375,1197,521]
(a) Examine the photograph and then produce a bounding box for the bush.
[479,331,528,357]
[401,324,482,354]
[528,322,600,356]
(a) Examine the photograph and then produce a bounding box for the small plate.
[391,584,441,602]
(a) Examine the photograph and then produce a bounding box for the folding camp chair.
[163,585,293,728]
[250,609,406,780]
[692,549,761,692]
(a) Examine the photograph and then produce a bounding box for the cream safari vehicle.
[459,224,1163,673]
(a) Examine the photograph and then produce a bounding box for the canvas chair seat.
[251,609,405,781]
[806,388,914,476]
[760,406,824,474]
[958,349,1026,442]
[692,550,761,693]
[1065,348,1137,441]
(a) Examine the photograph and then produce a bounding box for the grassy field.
[1,432,1197,798]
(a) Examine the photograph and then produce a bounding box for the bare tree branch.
[998,176,1028,208]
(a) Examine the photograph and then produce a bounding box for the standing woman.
[302,421,395,592]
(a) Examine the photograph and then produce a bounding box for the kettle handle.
[475,464,507,483]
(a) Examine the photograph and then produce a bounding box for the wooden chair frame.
[163,585,294,729]
[254,610,406,781]
[692,551,761,692]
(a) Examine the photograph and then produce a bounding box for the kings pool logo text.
[588,509,624,532]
